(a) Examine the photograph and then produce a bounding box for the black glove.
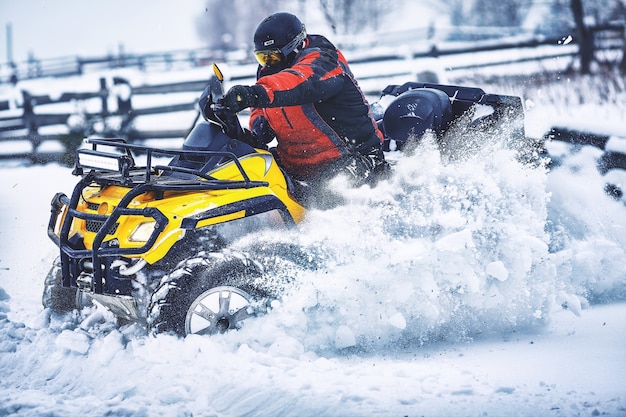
[237,128,268,150]
[222,85,269,113]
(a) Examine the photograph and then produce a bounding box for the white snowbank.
[1,51,626,417]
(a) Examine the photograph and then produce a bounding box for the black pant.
[290,147,390,209]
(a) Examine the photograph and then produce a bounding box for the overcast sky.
[1,0,208,62]
[0,1,441,65]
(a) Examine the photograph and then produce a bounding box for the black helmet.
[253,12,306,67]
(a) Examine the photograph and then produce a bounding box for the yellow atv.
[45,65,305,336]
[45,64,530,337]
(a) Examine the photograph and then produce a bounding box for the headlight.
[129,221,157,242]
[76,149,134,173]
[78,150,122,171]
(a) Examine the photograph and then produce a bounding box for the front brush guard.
[48,175,169,294]
[48,138,273,296]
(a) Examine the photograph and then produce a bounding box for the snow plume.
[545,141,626,304]
[229,134,557,352]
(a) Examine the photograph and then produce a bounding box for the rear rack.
[381,82,526,143]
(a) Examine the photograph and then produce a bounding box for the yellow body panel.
[62,151,305,265]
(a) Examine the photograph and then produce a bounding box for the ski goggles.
[254,27,307,67]
[254,48,284,67]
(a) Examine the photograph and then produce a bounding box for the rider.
[204,12,387,206]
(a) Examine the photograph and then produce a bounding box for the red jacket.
[250,35,383,180]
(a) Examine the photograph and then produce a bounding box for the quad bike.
[45,64,527,337]
[45,65,306,336]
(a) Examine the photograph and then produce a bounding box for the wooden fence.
[1,30,625,184]
[544,127,626,201]
[0,47,222,86]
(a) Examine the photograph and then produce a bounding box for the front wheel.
[42,257,91,314]
[147,251,269,337]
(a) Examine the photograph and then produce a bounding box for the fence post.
[113,77,133,135]
[113,77,132,115]
[619,22,626,74]
[21,90,41,153]
[99,77,109,117]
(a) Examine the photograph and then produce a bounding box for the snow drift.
[1,66,626,416]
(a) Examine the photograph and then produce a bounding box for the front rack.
[74,138,268,189]
[49,137,272,294]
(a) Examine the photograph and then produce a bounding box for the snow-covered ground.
[1,54,626,417]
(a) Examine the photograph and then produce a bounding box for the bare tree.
[619,1,626,73]
[540,0,626,74]
[420,0,464,26]
[195,0,238,51]
[420,0,529,28]
[319,0,389,35]
[571,0,594,74]
[196,0,290,53]
[194,0,626,75]
[469,0,529,27]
